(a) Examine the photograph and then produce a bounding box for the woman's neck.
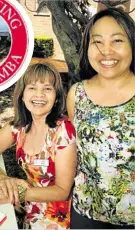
[95,70,135,89]
[84,70,135,106]
[31,117,48,134]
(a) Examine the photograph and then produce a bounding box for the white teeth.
[32,100,46,105]
[100,60,118,66]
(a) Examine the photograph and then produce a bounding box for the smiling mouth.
[31,100,46,105]
[100,60,118,67]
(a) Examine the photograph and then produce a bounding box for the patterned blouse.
[11,117,76,229]
[72,82,135,225]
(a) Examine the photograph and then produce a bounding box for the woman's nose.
[101,43,114,56]
[35,89,45,96]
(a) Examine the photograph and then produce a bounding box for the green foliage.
[33,36,54,58]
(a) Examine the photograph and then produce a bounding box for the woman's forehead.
[91,16,127,37]
[25,73,55,85]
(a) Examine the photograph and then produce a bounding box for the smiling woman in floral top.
[0,63,77,229]
[67,8,135,229]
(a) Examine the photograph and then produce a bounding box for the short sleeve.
[10,125,25,145]
[55,117,76,152]
[10,125,19,143]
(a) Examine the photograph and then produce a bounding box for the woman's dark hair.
[12,62,65,131]
[80,8,135,80]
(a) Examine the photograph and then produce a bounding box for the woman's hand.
[0,186,10,204]
[0,176,18,205]
[0,177,31,205]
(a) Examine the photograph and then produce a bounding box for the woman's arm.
[66,83,77,122]
[0,124,14,154]
[0,124,30,205]
[25,143,77,202]
[0,124,16,203]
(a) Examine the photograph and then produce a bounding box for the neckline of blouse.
[80,81,135,109]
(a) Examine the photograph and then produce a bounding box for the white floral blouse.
[72,82,135,226]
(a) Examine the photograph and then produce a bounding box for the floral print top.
[11,117,76,229]
[72,82,135,225]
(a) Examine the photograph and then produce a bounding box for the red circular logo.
[0,0,34,92]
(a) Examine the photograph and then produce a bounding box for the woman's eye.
[92,40,102,44]
[29,87,35,90]
[44,87,52,91]
[113,39,123,43]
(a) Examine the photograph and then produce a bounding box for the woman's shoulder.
[68,81,83,94]
[10,124,26,141]
[57,116,74,128]
[67,82,84,106]
[68,78,96,96]
[53,117,76,148]
[10,124,26,133]
[67,82,78,96]
[56,116,76,138]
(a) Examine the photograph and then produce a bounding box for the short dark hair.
[80,8,135,80]
[12,63,65,131]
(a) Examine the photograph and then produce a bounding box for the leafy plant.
[33,36,54,58]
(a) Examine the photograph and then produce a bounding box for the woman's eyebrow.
[91,33,125,38]
[111,33,125,37]
[91,34,102,38]
[27,83,36,85]
[43,84,53,86]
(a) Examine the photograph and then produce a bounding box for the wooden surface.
[31,57,68,73]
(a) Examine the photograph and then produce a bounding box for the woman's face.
[22,76,56,119]
[88,16,132,80]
